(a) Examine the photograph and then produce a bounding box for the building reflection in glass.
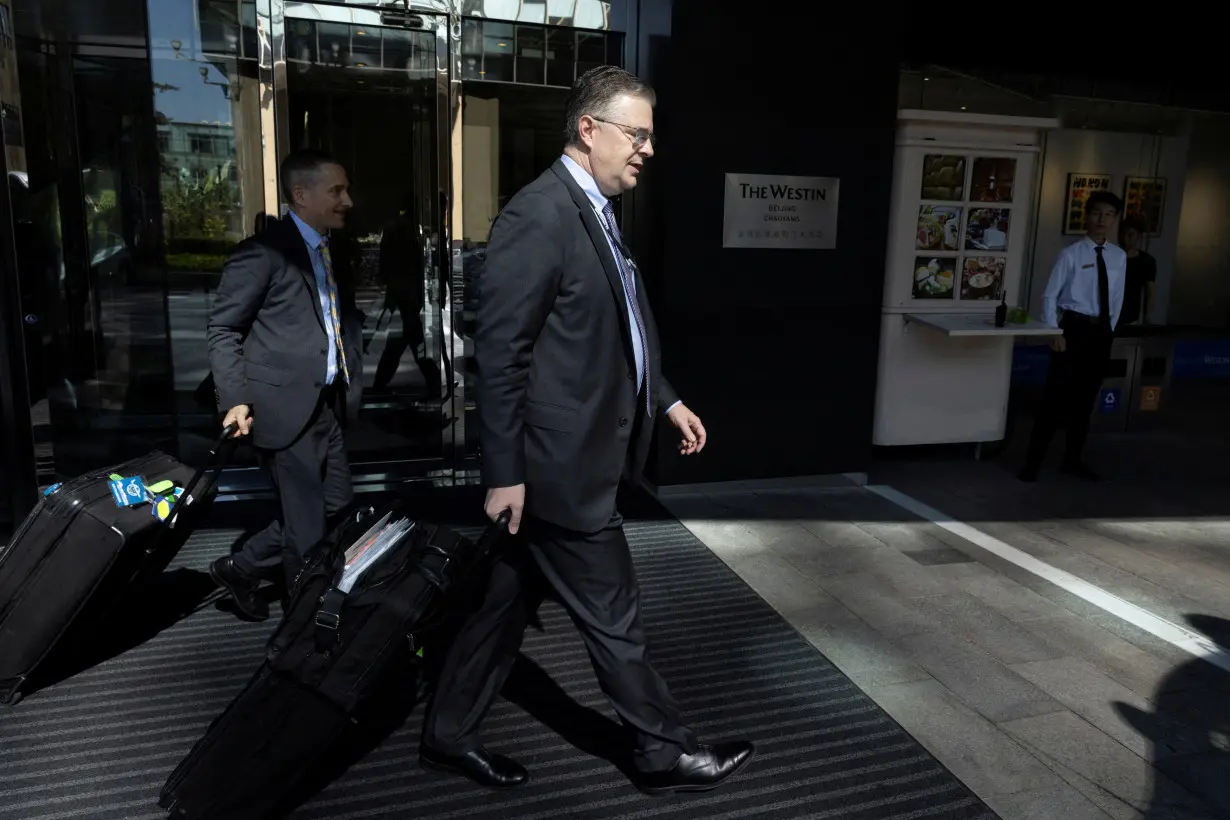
[147,0,265,468]
[282,12,448,468]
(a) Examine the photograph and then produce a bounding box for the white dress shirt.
[289,211,341,384]
[558,154,679,416]
[1040,237,1128,331]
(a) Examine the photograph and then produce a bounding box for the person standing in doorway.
[1119,215,1156,326]
[1020,191,1127,482]
[206,149,363,621]
[417,66,754,794]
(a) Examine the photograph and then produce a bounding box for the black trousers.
[421,511,699,773]
[235,388,353,579]
[1024,314,1114,470]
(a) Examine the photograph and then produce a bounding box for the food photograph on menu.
[970,157,1016,202]
[1123,176,1166,235]
[916,205,963,251]
[913,256,957,300]
[964,208,1010,251]
[961,257,1005,300]
[920,154,967,201]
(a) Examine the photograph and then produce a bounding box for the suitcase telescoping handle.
[164,423,242,530]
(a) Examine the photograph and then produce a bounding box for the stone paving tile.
[891,630,1066,724]
[787,606,932,689]
[717,549,836,617]
[1015,610,1178,699]
[983,784,1115,820]
[944,563,1071,622]
[811,572,933,638]
[1009,657,1172,760]
[1000,710,1222,820]
[866,678,1064,800]
[664,464,1230,820]
[905,593,1068,666]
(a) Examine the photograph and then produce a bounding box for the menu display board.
[919,155,966,201]
[970,157,1015,203]
[916,206,962,251]
[912,155,1013,302]
[964,208,1009,252]
[913,257,957,300]
[961,257,1005,301]
[1064,173,1112,235]
[1123,176,1166,236]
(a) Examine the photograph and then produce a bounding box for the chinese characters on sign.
[1064,173,1113,235]
[1124,177,1167,236]
[722,173,840,249]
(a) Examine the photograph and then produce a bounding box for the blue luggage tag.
[151,487,185,522]
[110,475,148,508]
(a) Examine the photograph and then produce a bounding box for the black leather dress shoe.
[208,556,269,622]
[419,745,528,789]
[636,741,756,795]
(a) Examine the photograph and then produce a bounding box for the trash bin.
[1089,337,1137,433]
[1126,336,1174,431]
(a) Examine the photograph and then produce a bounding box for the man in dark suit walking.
[206,149,363,621]
[419,66,754,795]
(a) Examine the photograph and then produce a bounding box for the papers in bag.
[338,513,415,593]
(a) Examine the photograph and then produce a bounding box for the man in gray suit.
[419,66,753,795]
[206,149,363,621]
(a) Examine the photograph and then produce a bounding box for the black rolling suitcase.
[159,501,509,820]
[0,427,238,705]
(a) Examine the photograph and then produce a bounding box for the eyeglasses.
[591,117,655,150]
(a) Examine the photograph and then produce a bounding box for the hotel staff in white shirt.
[1020,191,1127,482]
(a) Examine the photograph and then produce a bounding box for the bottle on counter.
[995,292,1008,328]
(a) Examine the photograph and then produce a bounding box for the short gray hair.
[280,149,338,204]
[564,66,655,145]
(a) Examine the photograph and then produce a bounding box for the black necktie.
[1095,245,1110,328]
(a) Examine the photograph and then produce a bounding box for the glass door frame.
[0,123,39,526]
[262,0,471,487]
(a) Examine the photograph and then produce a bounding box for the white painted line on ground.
[867,484,1230,676]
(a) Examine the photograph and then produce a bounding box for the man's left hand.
[666,404,707,456]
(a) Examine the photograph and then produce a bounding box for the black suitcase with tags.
[158,501,508,819]
[0,428,238,705]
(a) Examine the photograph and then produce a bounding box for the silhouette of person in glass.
[372,190,439,395]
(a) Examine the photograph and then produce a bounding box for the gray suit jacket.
[207,216,364,451]
[476,160,679,533]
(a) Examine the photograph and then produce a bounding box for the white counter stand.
[873,110,1061,447]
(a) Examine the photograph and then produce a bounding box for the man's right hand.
[223,404,253,437]
[1049,336,1067,353]
[485,484,525,535]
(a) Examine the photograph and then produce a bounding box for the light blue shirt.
[289,211,340,384]
[559,154,679,416]
[1042,236,1128,331]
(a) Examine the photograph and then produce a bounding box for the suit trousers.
[421,511,699,773]
[234,387,353,580]
[1024,314,1114,469]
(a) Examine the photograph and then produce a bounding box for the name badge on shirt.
[1081,263,1095,269]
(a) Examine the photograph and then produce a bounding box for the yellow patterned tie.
[318,236,350,384]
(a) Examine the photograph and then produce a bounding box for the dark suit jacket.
[207,215,364,451]
[476,159,679,533]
